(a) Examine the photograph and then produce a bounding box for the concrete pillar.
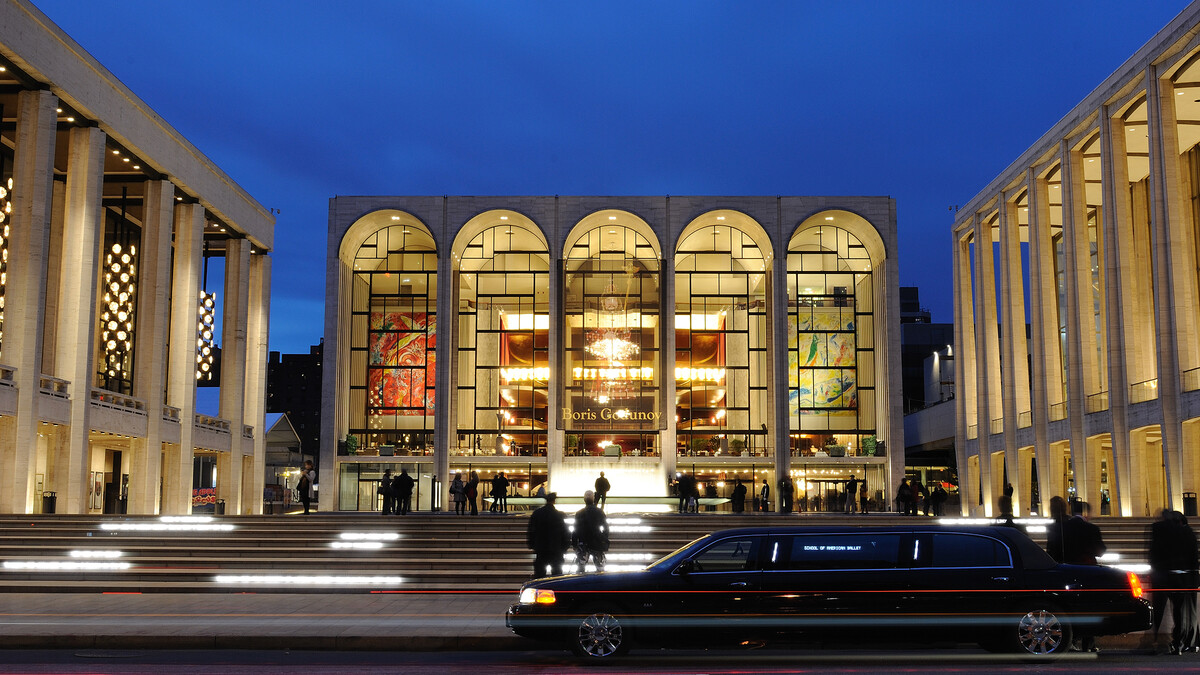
[1061,141,1094,506]
[661,254,677,478]
[50,125,106,513]
[998,192,1031,513]
[218,238,251,513]
[1146,68,1187,511]
[972,213,1000,514]
[1026,169,1059,515]
[770,246,790,491]
[163,203,203,513]
[952,229,977,515]
[128,179,175,514]
[243,251,271,513]
[546,250,563,484]
[433,240,452,510]
[0,90,57,513]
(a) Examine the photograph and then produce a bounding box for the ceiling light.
[132,165,140,169]
[56,108,62,113]
[716,216,725,220]
[391,215,400,221]
[66,117,74,122]
[500,216,508,220]
[112,150,120,155]
[825,216,834,221]
[608,216,616,220]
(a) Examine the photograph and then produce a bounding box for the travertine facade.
[0,0,273,514]
[954,2,1200,517]
[324,196,903,512]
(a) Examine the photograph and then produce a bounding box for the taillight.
[1127,571,1144,599]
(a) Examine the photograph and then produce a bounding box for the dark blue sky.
[32,0,1193,353]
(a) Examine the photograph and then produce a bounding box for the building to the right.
[954,2,1200,518]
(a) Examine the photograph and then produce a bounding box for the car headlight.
[519,587,556,605]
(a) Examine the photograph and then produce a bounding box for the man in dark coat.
[594,472,611,510]
[526,492,570,578]
[1150,509,1199,654]
[731,478,747,513]
[1062,500,1106,652]
[572,490,609,573]
[393,468,415,515]
[380,469,395,515]
[846,476,859,513]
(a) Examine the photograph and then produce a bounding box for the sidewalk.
[0,591,1153,652]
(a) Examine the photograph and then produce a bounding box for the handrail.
[1085,391,1109,413]
[39,374,70,399]
[89,388,146,414]
[1048,402,1067,421]
[162,405,181,423]
[195,413,231,433]
[1129,378,1159,404]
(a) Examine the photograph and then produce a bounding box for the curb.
[1,635,541,652]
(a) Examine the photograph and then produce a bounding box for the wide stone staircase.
[0,512,1158,594]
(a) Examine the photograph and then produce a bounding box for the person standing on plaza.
[394,468,415,515]
[859,480,869,514]
[297,460,315,515]
[380,469,395,515]
[897,479,912,516]
[490,473,502,512]
[496,472,510,512]
[1149,509,1199,654]
[846,476,859,513]
[759,479,770,512]
[595,472,610,510]
[1046,495,1068,562]
[450,472,466,515]
[731,478,747,513]
[526,492,570,578]
[779,475,794,514]
[467,470,480,516]
[572,490,609,573]
[1063,500,1106,652]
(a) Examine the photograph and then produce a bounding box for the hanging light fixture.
[0,176,11,352]
[100,241,137,383]
[195,291,216,380]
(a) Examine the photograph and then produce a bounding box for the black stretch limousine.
[506,525,1150,658]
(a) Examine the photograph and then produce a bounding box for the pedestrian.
[1149,509,1199,655]
[297,460,315,515]
[859,480,869,514]
[846,476,859,513]
[916,480,930,516]
[779,476,794,514]
[450,472,466,515]
[997,495,1024,532]
[490,473,501,512]
[676,474,692,513]
[467,470,480,516]
[932,484,948,516]
[496,472,510,512]
[759,479,770,512]
[1046,495,1068,562]
[526,492,570,578]
[572,490,609,573]
[1062,500,1106,652]
[731,478,747,513]
[897,479,912,516]
[595,471,610,510]
[688,477,701,513]
[394,468,415,515]
[380,469,395,515]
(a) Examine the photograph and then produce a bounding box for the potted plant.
[825,441,846,457]
[343,433,360,455]
[862,435,878,456]
[729,438,746,456]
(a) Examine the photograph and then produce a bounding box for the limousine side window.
[783,534,903,570]
[689,537,762,573]
[929,533,1012,568]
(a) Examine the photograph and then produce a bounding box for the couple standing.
[526,490,609,578]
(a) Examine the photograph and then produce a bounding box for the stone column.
[1027,168,1063,514]
[51,125,106,513]
[770,247,790,489]
[163,203,203,513]
[128,179,175,514]
[546,255,563,486]
[433,242,453,509]
[998,192,1031,513]
[952,229,977,515]
[661,254,677,478]
[218,238,251,513]
[972,213,1000,513]
[243,251,271,513]
[0,90,57,513]
[1061,141,1094,506]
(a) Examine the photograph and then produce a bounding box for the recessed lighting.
[402,278,410,283]
[608,216,616,220]
[505,230,512,234]
[66,117,74,122]
[122,158,130,162]
[56,108,62,113]
[716,216,725,220]
[500,216,508,220]
[132,165,140,169]
[112,150,120,155]
[0,67,6,72]
[391,216,400,221]
[609,229,617,234]
[825,216,834,221]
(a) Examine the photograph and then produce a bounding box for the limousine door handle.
[729,581,749,587]
[992,576,1010,582]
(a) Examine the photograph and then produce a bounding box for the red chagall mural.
[368,312,436,415]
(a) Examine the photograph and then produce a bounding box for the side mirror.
[676,559,695,575]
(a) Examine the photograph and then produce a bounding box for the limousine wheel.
[1015,607,1071,656]
[571,607,629,658]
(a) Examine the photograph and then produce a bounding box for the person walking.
[380,469,395,515]
[779,476,794,514]
[897,479,912,516]
[572,490,609,573]
[526,492,570,578]
[489,473,502,512]
[394,468,415,515]
[1150,509,1199,655]
[1046,495,1068,562]
[1062,500,1106,652]
[846,476,859,513]
[759,479,770,512]
[676,474,693,513]
[297,460,315,515]
[594,472,610,511]
[731,478,747,513]
[450,472,466,515]
[467,470,480,516]
[859,480,869,514]
[496,472,510,512]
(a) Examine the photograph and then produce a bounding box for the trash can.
[41,491,56,514]
[1185,492,1197,518]
[215,499,226,515]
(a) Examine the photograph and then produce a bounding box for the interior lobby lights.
[195,291,216,380]
[557,367,725,384]
[100,242,137,382]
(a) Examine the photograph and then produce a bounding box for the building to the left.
[0,0,273,514]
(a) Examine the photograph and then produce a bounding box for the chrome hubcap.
[578,612,623,657]
[1018,609,1064,654]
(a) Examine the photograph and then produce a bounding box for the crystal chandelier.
[101,242,137,383]
[586,329,638,361]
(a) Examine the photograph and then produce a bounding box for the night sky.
[30,0,1195,354]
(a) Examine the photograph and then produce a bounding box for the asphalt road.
[0,648,1196,674]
